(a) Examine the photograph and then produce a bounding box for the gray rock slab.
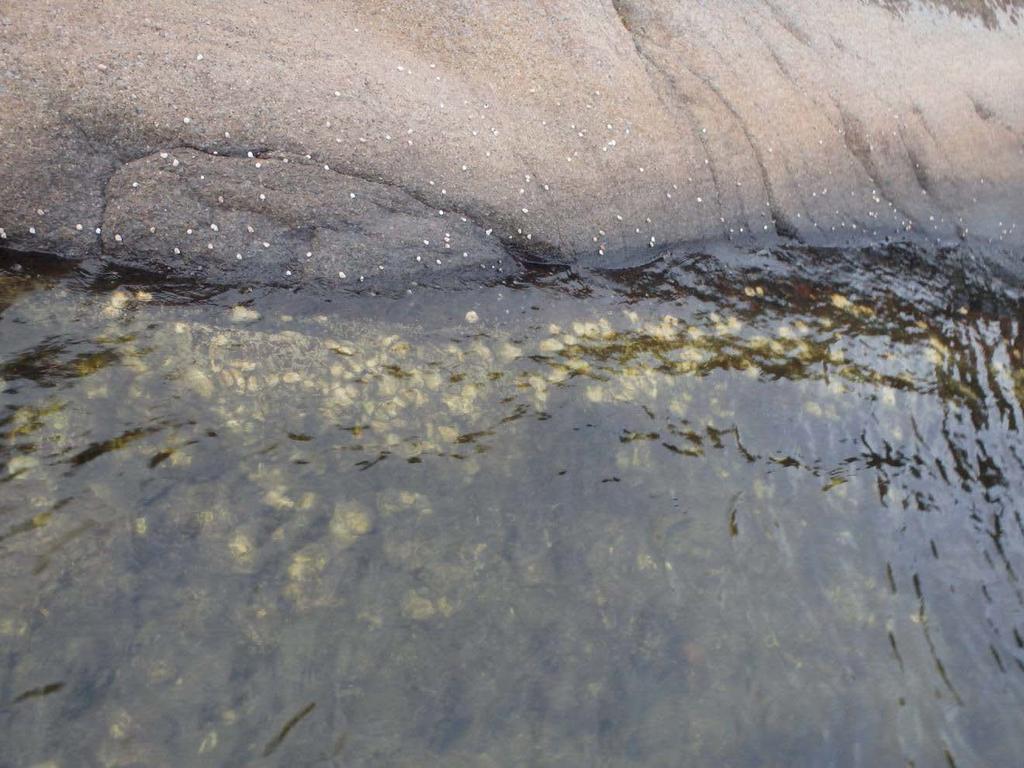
[100,148,513,290]
[1,0,1023,287]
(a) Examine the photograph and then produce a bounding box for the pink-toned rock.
[1,1,1022,285]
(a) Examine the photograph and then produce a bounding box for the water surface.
[1,243,1023,766]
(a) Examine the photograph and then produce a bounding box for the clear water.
[1,245,1023,766]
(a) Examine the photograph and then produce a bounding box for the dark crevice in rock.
[837,107,914,228]
[606,5,729,236]
[972,97,997,121]
[672,53,796,240]
[610,3,799,240]
[610,0,641,44]
[763,0,815,47]
[636,52,729,234]
[904,142,933,197]
[969,96,1024,144]
[739,17,828,235]
[911,104,944,148]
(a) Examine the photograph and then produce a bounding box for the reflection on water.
[1,243,1023,766]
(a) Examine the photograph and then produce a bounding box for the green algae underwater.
[1,241,1023,767]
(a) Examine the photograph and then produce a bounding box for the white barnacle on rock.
[229,305,260,323]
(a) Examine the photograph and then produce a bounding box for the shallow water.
[1,243,1023,767]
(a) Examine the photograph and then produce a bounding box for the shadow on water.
[1,239,1023,766]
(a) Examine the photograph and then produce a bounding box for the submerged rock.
[331,501,374,548]
[0,0,1022,287]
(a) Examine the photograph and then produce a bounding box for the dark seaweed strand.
[262,702,317,757]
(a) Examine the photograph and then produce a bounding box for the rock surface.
[1,0,1023,287]
[101,148,513,287]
